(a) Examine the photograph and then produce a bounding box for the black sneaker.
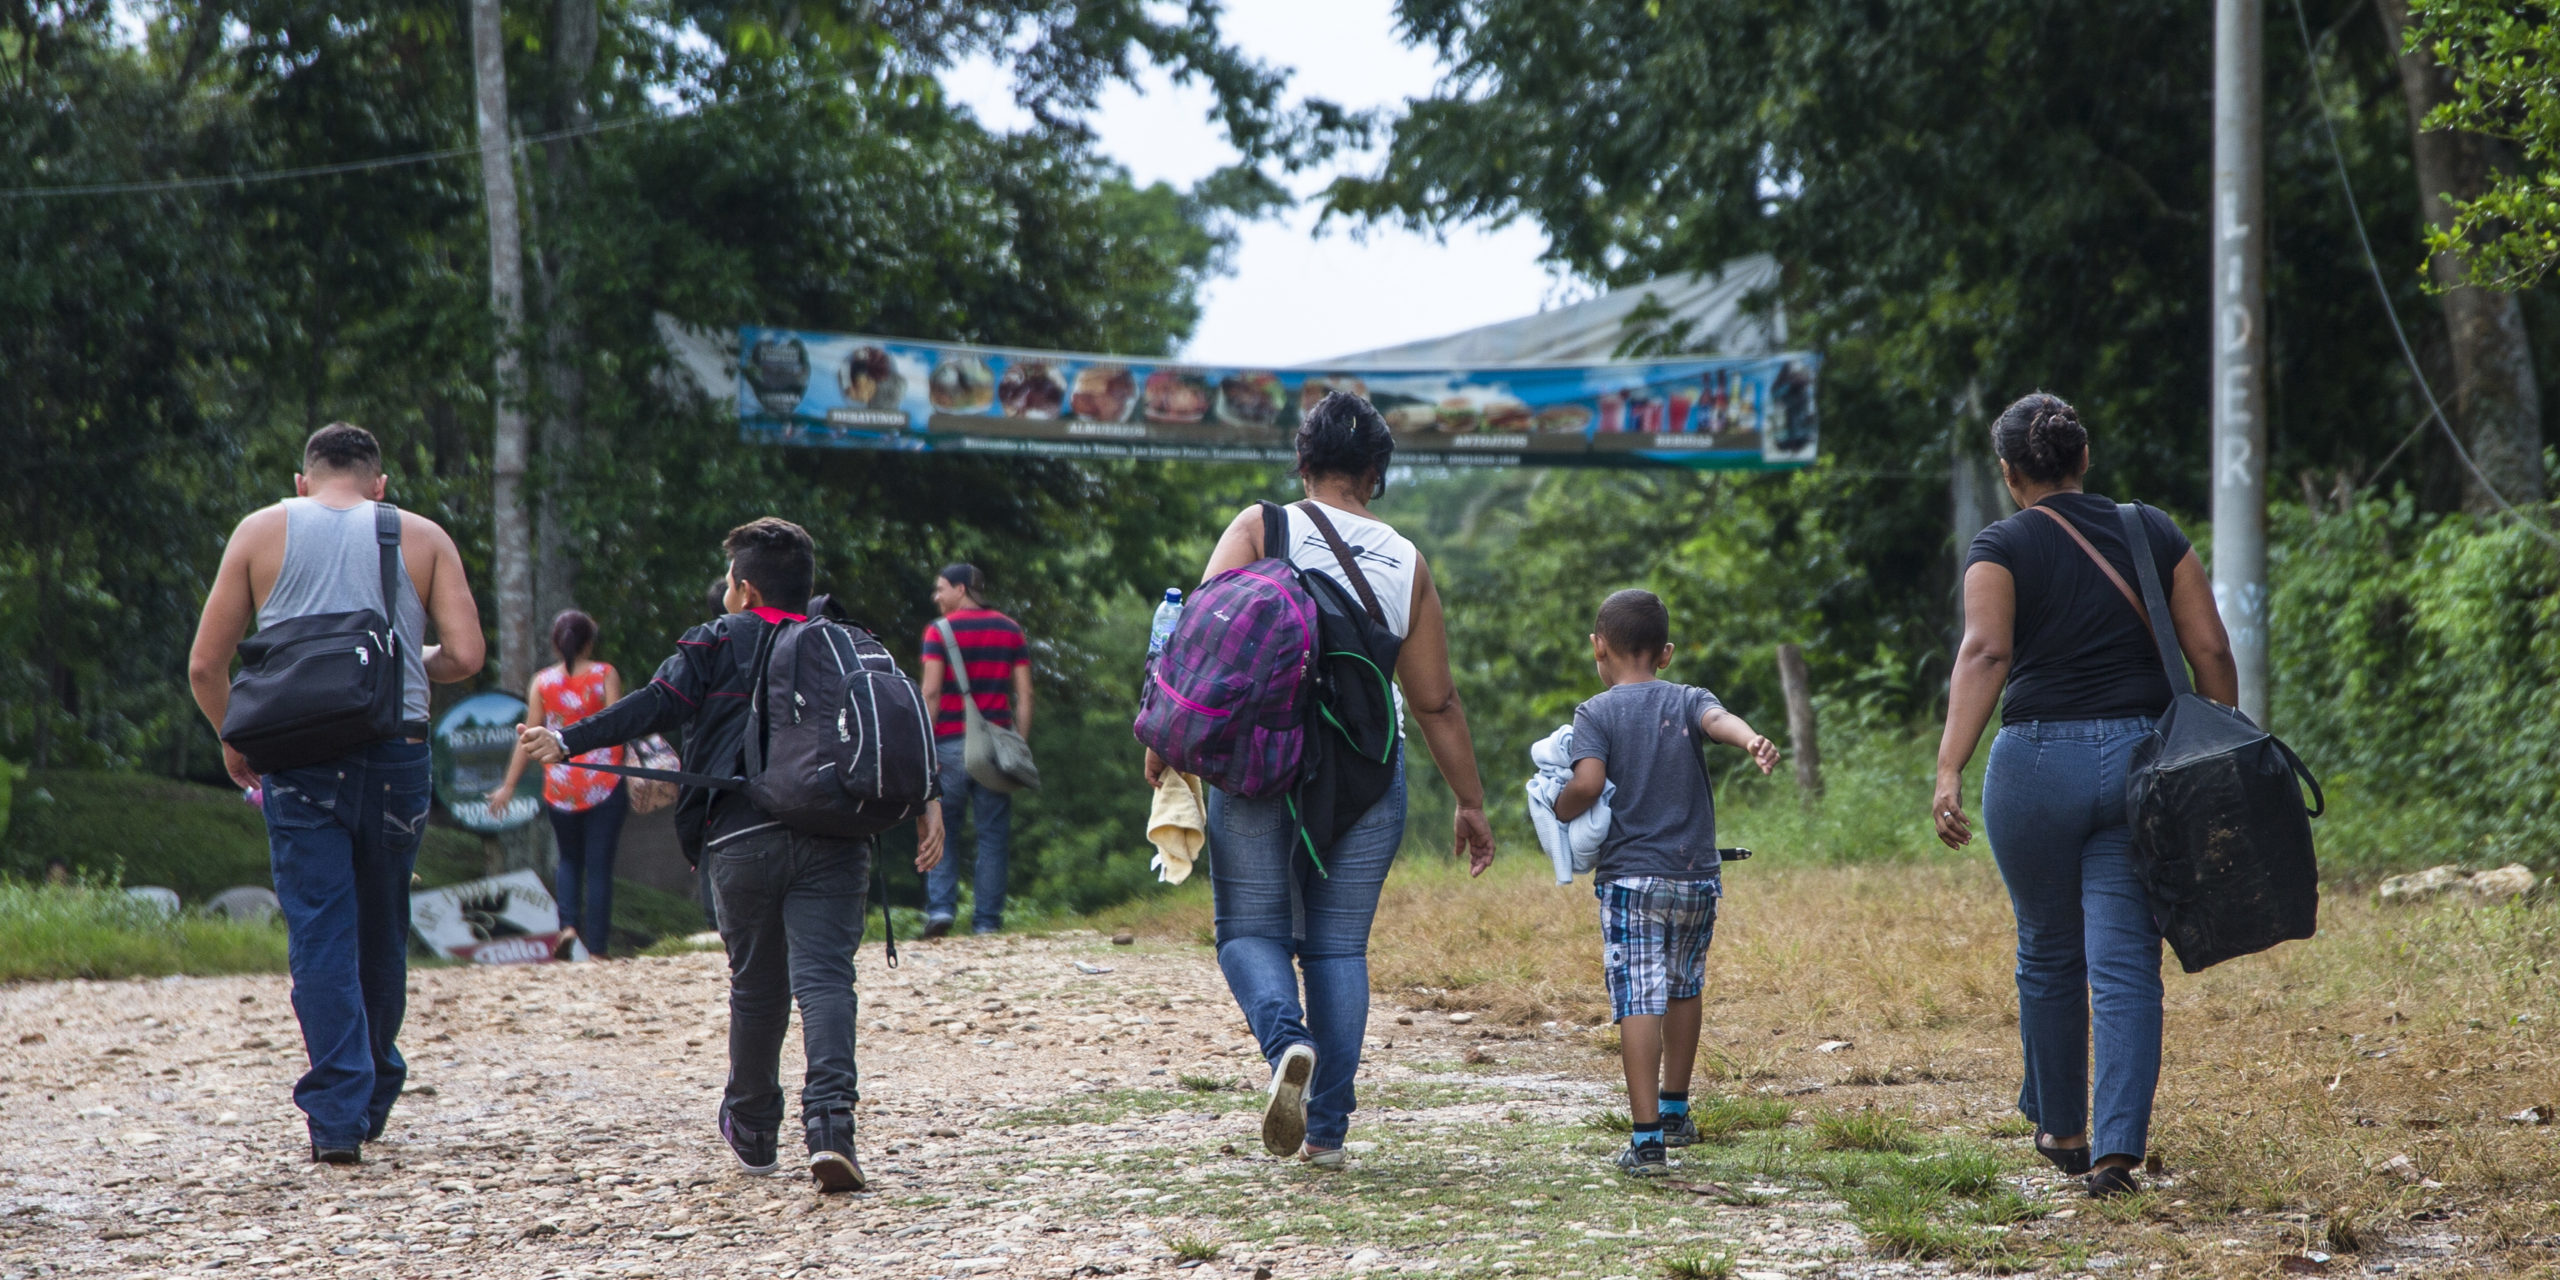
[1614,1141,1669,1177]
[312,1143,361,1166]
[1661,1111,1700,1148]
[719,1106,779,1177]
[920,916,954,940]
[806,1109,865,1193]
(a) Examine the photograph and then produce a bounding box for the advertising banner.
[736,327,1818,469]
[409,869,577,964]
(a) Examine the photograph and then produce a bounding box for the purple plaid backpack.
[1132,505,1316,799]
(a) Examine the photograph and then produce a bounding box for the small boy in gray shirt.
[1554,589,1778,1176]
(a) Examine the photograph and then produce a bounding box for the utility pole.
[2212,0,2270,725]
[469,0,535,696]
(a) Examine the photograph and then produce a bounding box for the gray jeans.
[709,825,870,1146]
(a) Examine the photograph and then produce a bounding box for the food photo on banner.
[736,327,1819,470]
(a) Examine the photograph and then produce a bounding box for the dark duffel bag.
[2045,502,2324,973]
[221,502,411,775]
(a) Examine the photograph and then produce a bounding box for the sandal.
[2085,1165,2142,1199]
[2034,1133,2092,1176]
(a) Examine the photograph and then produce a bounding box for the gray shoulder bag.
[935,617,1040,792]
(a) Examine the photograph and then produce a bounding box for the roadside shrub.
[3,769,481,902]
[2269,497,2560,882]
[0,879,288,981]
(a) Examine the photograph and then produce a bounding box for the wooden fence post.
[1776,643,1822,803]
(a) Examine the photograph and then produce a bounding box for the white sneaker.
[1261,1043,1316,1157]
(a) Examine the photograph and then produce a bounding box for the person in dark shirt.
[1932,393,2237,1199]
[915,563,1033,936]
[517,517,942,1193]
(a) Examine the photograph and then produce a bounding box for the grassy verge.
[0,880,289,982]
[1106,850,2560,1271]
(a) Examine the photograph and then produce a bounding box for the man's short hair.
[303,422,382,475]
[723,517,815,614]
[1595,589,1671,658]
[939,563,985,604]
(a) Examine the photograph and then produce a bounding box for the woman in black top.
[1932,392,2238,1197]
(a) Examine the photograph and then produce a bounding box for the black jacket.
[560,608,797,863]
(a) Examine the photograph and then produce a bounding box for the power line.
[2288,0,2560,551]
[0,92,747,200]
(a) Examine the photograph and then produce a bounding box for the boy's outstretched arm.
[1702,707,1781,775]
[1553,758,1608,822]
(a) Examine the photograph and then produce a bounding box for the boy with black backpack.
[1550,590,1778,1177]
[517,517,942,1191]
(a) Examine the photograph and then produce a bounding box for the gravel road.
[0,931,1900,1280]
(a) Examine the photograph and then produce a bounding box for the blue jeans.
[709,826,870,1145]
[925,738,1012,932]
[547,784,628,955]
[1206,758,1406,1151]
[1982,716,2164,1164]
[260,739,432,1149]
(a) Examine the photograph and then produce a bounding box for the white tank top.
[1277,501,1420,639]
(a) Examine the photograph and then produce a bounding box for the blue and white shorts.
[1597,875,1721,1022]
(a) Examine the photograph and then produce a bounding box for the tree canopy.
[0,0,1309,778]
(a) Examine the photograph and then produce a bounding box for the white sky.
[941,0,1573,366]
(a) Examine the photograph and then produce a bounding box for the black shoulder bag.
[222,502,414,775]
[2037,502,2324,972]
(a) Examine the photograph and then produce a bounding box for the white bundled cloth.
[1523,724,1613,884]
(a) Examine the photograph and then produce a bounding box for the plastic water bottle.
[1148,588,1185,658]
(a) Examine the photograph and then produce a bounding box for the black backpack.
[1268,501,1405,872]
[2104,503,2325,972]
[743,616,939,839]
[598,615,937,842]
[221,502,411,774]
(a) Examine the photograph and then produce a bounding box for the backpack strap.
[740,618,785,780]
[1258,500,1289,564]
[1295,501,1389,627]
[2114,503,2196,699]
[583,759,746,790]
[875,849,898,969]
[375,502,423,736]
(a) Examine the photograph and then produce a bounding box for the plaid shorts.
[1596,875,1721,1022]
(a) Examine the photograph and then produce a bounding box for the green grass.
[1165,1233,1224,1263]
[0,880,289,981]
[6,769,482,903]
[1888,1144,2006,1197]
[1813,1108,1922,1153]
[1689,1095,1794,1142]
[990,1088,1211,1129]
[605,877,708,950]
[1661,1251,1735,1279]
[1176,1073,1230,1093]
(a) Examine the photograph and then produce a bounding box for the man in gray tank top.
[187,423,485,1164]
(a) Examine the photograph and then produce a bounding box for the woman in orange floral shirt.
[489,610,627,957]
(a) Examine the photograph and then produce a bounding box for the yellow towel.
[1148,770,1208,884]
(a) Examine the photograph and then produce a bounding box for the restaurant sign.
[736,327,1818,469]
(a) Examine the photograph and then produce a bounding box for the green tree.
[2404,0,2560,291]
[1331,0,2557,706]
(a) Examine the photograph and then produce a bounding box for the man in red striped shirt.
[917,563,1033,936]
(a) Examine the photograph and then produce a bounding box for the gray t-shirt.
[1570,679,1725,881]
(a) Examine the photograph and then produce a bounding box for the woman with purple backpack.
[1142,391,1497,1169]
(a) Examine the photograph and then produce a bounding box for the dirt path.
[5,923,2498,1280]
[0,930,1924,1280]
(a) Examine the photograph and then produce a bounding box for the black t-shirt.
[1963,493,2192,724]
